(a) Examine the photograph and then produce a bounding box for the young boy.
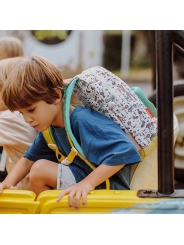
[0,55,141,209]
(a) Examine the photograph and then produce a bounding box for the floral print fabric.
[74,66,157,148]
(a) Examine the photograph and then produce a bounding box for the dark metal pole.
[156,31,174,194]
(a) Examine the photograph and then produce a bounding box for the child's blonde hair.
[2,55,65,111]
[0,36,24,60]
[0,57,25,89]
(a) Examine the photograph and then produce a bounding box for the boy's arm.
[57,163,124,209]
[0,157,34,192]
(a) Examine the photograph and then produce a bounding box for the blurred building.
[0,30,104,78]
[0,30,155,81]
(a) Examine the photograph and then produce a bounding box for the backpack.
[43,66,158,189]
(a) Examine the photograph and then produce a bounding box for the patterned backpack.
[43,66,158,189]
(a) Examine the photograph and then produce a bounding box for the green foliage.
[130,56,151,69]
[32,30,70,41]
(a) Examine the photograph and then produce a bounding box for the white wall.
[80,30,104,70]
[0,30,104,71]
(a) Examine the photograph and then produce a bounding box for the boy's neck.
[70,105,75,115]
[52,104,75,128]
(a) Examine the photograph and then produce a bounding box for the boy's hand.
[56,180,94,210]
[0,182,16,193]
[56,164,125,209]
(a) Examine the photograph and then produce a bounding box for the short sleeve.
[23,132,58,163]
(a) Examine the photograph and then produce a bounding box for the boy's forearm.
[3,157,34,186]
[83,163,125,188]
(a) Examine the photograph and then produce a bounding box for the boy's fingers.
[69,191,81,210]
[75,195,81,210]
[82,193,87,207]
[0,183,11,193]
[56,192,65,201]
[68,190,78,209]
[56,188,70,202]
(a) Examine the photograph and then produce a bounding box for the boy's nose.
[23,115,33,124]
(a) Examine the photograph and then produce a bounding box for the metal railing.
[138,30,184,198]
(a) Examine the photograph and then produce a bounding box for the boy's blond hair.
[0,57,25,89]
[1,55,65,111]
[0,36,24,60]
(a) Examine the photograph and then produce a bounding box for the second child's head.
[2,55,65,111]
[0,36,24,60]
[0,57,25,111]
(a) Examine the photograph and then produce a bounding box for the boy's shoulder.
[72,105,117,127]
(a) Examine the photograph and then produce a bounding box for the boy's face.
[0,89,7,111]
[19,99,63,131]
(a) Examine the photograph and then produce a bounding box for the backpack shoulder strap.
[43,126,80,166]
[43,127,66,163]
[63,77,85,157]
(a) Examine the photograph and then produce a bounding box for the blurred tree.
[131,30,151,68]
[31,30,72,45]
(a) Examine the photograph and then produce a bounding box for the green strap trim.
[63,77,86,158]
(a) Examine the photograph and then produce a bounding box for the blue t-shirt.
[24,106,141,190]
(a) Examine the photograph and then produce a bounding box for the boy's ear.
[54,88,62,104]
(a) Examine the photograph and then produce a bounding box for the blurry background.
[0,30,183,96]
